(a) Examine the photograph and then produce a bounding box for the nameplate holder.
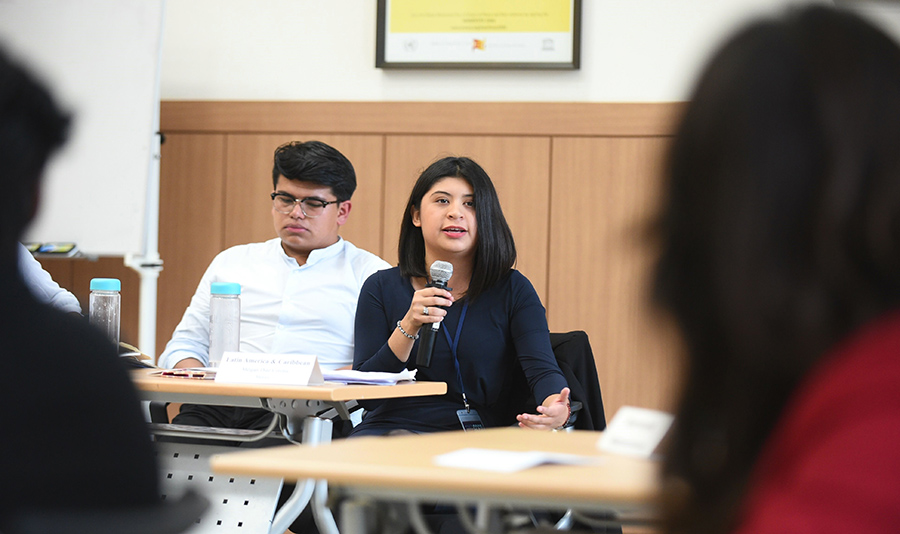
[597,406,674,459]
[214,352,324,386]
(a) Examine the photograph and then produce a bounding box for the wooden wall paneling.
[156,133,226,357]
[158,101,687,407]
[222,135,286,248]
[161,101,685,138]
[548,137,682,419]
[223,134,385,258]
[382,136,551,301]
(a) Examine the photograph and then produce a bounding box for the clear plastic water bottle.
[89,278,121,346]
[209,282,241,367]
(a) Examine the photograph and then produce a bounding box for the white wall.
[161,0,809,103]
[0,0,164,256]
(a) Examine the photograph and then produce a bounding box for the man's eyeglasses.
[271,192,341,218]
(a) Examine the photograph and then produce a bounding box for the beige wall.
[160,0,801,102]
[58,101,684,419]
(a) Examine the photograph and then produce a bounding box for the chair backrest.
[505,330,607,431]
[3,490,208,534]
[549,330,607,431]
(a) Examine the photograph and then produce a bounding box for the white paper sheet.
[433,447,602,473]
[322,369,417,385]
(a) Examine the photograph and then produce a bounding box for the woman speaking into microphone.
[351,156,570,436]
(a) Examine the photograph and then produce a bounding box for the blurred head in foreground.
[0,48,68,262]
[653,5,900,533]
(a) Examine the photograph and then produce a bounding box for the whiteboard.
[0,0,164,256]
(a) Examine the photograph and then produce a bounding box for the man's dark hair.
[398,156,516,301]
[271,140,357,201]
[0,49,69,257]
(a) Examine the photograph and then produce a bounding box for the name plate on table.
[214,352,324,386]
[597,406,674,459]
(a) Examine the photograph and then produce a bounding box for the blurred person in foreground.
[653,5,900,534]
[0,47,158,524]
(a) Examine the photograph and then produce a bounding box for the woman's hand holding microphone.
[391,286,454,362]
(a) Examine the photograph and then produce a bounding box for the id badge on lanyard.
[445,302,485,431]
[457,408,484,431]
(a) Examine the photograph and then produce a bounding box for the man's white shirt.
[158,237,390,370]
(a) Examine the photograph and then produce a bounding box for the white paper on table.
[433,447,603,473]
[322,368,417,385]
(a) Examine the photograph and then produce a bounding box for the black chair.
[549,330,607,431]
[509,330,607,431]
[148,400,172,424]
[3,490,208,534]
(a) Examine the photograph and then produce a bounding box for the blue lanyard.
[442,301,471,411]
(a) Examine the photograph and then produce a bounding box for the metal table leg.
[268,415,338,534]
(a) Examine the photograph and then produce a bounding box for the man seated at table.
[0,46,159,524]
[158,139,391,435]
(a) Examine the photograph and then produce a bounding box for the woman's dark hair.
[398,156,516,300]
[653,6,900,534]
[271,140,356,201]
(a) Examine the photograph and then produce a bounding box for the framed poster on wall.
[376,0,581,69]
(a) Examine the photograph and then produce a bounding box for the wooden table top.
[131,369,447,402]
[210,427,661,514]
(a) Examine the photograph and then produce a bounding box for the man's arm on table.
[173,357,205,369]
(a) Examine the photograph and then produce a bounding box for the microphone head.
[430,261,453,285]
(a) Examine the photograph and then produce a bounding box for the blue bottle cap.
[210,282,241,295]
[90,278,121,291]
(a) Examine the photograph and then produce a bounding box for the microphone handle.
[415,279,449,368]
[416,322,438,368]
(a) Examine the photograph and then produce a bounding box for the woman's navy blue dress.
[352,267,567,435]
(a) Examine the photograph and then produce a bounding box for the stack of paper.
[322,369,417,385]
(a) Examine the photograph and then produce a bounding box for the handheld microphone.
[416,260,453,368]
